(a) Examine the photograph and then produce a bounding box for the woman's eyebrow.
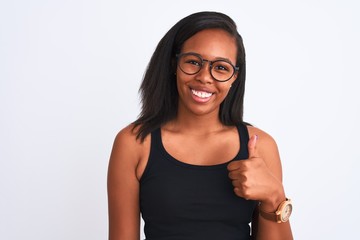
[184,51,234,63]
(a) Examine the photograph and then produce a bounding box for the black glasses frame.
[176,52,239,82]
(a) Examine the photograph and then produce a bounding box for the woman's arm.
[228,126,293,240]
[250,127,293,240]
[107,126,143,240]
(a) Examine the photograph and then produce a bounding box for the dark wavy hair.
[133,11,247,141]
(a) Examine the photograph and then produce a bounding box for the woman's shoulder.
[110,123,151,179]
[246,125,277,145]
[246,125,281,168]
[115,123,139,140]
[111,124,150,163]
[113,123,150,150]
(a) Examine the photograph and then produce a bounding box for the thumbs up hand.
[227,134,282,204]
[247,134,258,159]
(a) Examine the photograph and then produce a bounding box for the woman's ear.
[229,73,238,85]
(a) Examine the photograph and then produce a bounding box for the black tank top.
[140,124,257,240]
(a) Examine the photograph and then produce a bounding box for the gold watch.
[259,198,292,223]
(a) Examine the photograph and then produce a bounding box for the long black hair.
[133,11,247,141]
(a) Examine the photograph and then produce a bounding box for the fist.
[227,135,277,201]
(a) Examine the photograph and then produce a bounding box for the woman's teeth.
[191,89,213,98]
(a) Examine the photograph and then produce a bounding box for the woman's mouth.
[191,89,213,98]
[191,89,213,102]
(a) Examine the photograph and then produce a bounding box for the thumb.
[248,134,258,158]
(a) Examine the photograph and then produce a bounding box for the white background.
[1,0,359,239]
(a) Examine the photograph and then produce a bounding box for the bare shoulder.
[109,124,139,169]
[109,124,151,180]
[247,125,278,152]
[113,124,142,149]
[247,125,283,180]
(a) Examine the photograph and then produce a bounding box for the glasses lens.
[178,54,202,75]
[211,60,235,82]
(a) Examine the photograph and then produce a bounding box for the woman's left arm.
[228,126,293,240]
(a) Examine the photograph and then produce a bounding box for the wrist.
[259,185,286,212]
[259,198,293,223]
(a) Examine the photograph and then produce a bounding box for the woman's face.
[176,28,238,117]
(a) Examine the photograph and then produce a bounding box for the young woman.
[107,11,293,240]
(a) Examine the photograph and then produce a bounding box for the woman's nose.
[195,62,213,84]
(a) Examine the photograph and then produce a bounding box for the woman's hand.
[228,128,293,239]
[227,135,285,211]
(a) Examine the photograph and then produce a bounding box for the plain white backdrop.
[1,0,359,239]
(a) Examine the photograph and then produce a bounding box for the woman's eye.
[214,64,230,72]
[186,60,201,66]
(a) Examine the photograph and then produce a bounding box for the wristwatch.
[259,198,292,223]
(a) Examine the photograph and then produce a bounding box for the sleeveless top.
[140,124,257,240]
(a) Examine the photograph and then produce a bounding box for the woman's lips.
[191,88,213,103]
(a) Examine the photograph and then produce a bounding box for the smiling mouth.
[191,89,213,98]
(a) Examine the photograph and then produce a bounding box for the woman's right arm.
[107,126,142,240]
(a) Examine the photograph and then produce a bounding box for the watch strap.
[259,208,279,222]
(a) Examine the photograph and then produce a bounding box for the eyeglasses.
[176,52,239,82]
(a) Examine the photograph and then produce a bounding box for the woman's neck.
[164,109,226,135]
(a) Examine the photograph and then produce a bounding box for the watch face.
[280,203,292,222]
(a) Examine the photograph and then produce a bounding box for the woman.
[107,11,293,240]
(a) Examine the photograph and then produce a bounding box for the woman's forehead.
[181,29,237,63]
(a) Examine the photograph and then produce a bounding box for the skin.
[107,29,293,240]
